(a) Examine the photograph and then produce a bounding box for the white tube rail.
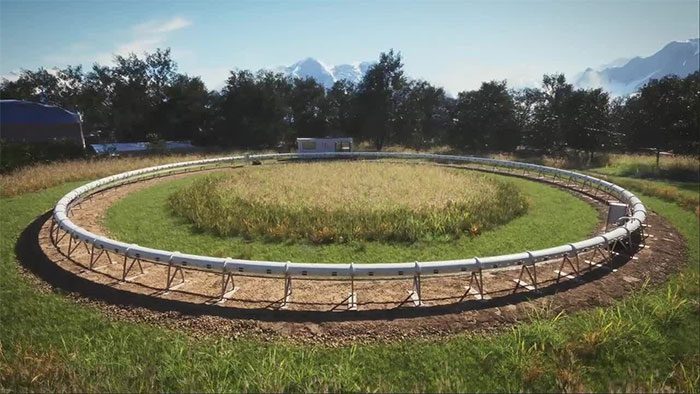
[51,152,647,278]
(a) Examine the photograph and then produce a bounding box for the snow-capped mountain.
[575,38,699,96]
[275,58,373,88]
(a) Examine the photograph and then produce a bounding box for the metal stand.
[121,254,144,281]
[460,268,487,301]
[408,274,422,306]
[280,275,293,309]
[347,275,358,310]
[397,273,423,308]
[88,247,114,269]
[513,263,538,293]
[165,262,185,290]
[556,253,581,283]
[216,273,238,304]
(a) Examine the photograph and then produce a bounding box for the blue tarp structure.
[0,100,81,124]
[90,141,195,155]
[0,100,84,147]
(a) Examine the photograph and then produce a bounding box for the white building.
[296,137,353,153]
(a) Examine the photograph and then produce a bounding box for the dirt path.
[24,167,687,343]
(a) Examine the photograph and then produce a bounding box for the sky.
[1,0,698,93]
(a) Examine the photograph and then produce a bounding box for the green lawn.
[1,175,698,391]
[105,172,597,263]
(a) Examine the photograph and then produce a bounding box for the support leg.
[513,264,539,293]
[460,269,488,301]
[408,274,422,306]
[121,256,144,281]
[280,275,292,309]
[216,273,238,304]
[165,263,185,290]
[556,255,580,283]
[348,276,357,310]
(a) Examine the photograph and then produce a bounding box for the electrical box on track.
[606,201,629,230]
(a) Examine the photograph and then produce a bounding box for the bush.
[0,140,86,173]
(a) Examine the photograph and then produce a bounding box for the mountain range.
[274,58,373,88]
[574,38,699,96]
[273,38,699,96]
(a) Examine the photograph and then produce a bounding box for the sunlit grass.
[0,177,698,391]
[169,162,528,243]
[593,153,699,182]
[0,153,212,197]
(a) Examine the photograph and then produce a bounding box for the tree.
[153,74,212,141]
[356,49,406,150]
[288,77,327,140]
[450,81,519,151]
[326,80,358,138]
[393,80,450,149]
[0,68,61,103]
[214,70,291,148]
[622,73,699,154]
[564,88,611,160]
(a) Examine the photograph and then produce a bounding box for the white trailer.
[296,137,353,153]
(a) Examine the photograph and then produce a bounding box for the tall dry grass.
[0,153,231,197]
[169,162,528,244]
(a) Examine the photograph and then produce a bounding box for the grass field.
[107,169,595,263]
[1,153,699,391]
[169,162,528,243]
[591,153,699,182]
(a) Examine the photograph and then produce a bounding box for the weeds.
[168,162,528,244]
[0,153,212,197]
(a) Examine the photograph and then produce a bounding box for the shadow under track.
[16,210,633,324]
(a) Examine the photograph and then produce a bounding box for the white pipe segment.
[52,152,647,278]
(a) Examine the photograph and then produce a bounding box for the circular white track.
[51,152,647,279]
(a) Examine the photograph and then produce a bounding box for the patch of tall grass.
[594,174,699,216]
[0,153,213,197]
[593,153,699,182]
[168,162,528,244]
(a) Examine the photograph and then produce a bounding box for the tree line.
[1,48,698,154]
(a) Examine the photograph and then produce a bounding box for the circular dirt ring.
[24,160,686,342]
[30,152,693,342]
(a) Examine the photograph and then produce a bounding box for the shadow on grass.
[17,210,636,324]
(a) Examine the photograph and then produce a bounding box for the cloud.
[133,16,192,35]
[100,16,192,61]
[190,66,232,90]
[44,16,192,66]
[1,71,21,82]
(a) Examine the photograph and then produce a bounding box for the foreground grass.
[107,172,595,263]
[1,176,698,391]
[170,162,528,244]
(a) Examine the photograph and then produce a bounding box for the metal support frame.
[460,267,486,301]
[54,225,69,247]
[585,244,614,271]
[66,235,87,258]
[88,246,114,269]
[121,254,144,281]
[513,263,539,293]
[165,262,185,290]
[347,275,357,310]
[216,272,237,304]
[332,276,358,312]
[409,273,422,306]
[556,253,581,283]
[280,274,293,309]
